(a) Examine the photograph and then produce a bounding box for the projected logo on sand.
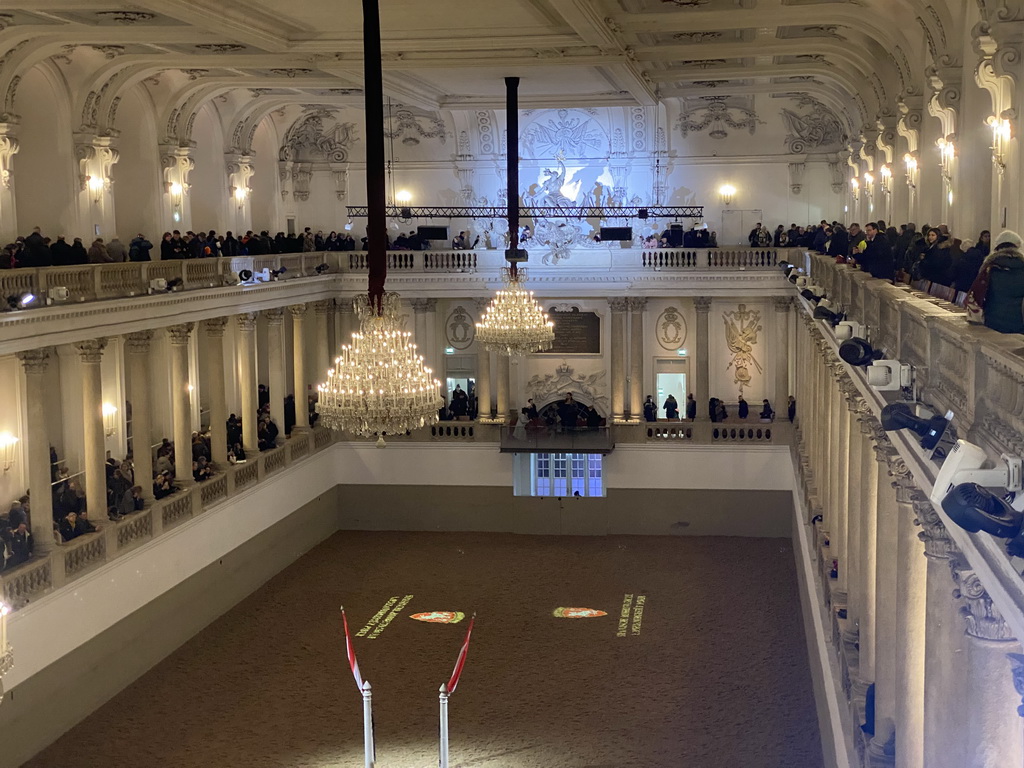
[553,607,608,618]
[410,611,466,624]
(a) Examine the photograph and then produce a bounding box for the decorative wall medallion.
[279,109,359,163]
[678,96,761,140]
[522,109,605,158]
[722,304,763,394]
[384,106,446,146]
[656,307,687,351]
[779,95,847,153]
[445,305,475,350]
[525,363,608,411]
[476,111,494,154]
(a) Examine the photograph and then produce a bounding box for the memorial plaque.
[542,308,601,354]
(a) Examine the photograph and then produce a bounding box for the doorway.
[654,357,689,417]
[720,209,763,246]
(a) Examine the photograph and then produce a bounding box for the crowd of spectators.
[645,394,785,423]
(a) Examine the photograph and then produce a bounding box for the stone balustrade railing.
[0,427,335,610]
[641,248,782,269]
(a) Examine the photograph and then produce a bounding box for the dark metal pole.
[363,0,386,311]
[505,76,519,278]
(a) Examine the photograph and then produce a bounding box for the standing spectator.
[788,396,797,423]
[966,230,1024,334]
[302,227,316,252]
[129,234,153,262]
[51,235,74,265]
[525,398,539,420]
[854,222,895,280]
[737,396,749,419]
[88,237,111,263]
[22,226,51,267]
[643,395,657,422]
[685,393,697,421]
[663,394,679,420]
[952,230,990,292]
[918,228,953,285]
[760,399,775,420]
[106,237,128,262]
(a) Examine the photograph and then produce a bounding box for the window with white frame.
[528,453,604,497]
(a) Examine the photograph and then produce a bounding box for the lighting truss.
[346,205,705,219]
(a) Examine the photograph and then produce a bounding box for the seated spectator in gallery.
[191,433,211,462]
[760,399,775,421]
[663,394,679,420]
[115,486,144,519]
[193,457,212,483]
[153,471,175,500]
[155,450,174,477]
[643,395,657,422]
[737,396,749,419]
[227,414,242,447]
[257,420,276,452]
[686,393,697,420]
[58,510,97,542]
[709,397,719,422]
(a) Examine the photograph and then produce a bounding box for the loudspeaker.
[417,225,449,240]
[504,248,529,262]
[600,226,633,241]
[667,224,684,247]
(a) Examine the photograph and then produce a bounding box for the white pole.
[439,683,450,768]
[362,679,375,768]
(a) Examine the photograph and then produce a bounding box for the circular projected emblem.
[410,611,466,624]
[552,607,608,618]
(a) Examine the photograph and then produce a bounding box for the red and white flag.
[446,614,476,694]
[341,606,363,692]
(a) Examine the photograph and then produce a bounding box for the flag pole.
[362,679,375,768]
[439,683,450,768]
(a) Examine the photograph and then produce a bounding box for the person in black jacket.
[827,224,849,258]
[918,229,953,285]
[69,237,88,264]
[50,235,74,265]
[854,222,895,280]
[643,396,657,422]
[686,393,697,420]
[737,396,749,419]
[129,234,153,262]
[952,230,990,292]
[22,227,51,267]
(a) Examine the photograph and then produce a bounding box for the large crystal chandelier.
[317,293,441,441]
[476,267,554,355]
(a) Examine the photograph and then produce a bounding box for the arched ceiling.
[0,0,967,139]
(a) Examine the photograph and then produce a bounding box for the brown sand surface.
[26,532,823,768]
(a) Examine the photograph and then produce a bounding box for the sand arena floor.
[26,531,823,768]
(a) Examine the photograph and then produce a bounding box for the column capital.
[17,347,51,373]
[337,298,356,315]
[166,323,194,345]
[123,330,154,354]
[609,297,630,313]
[411,298,438,313]
[693,296,713,314]
[772,296,793,312]
[313,299,332,316]
[288,303,308,318]
[203,317,229,337]
[626,296,648,313]
[264,307,285,326]
[74,338,108,362]
[950,554,1016,642]
[237,311,258,332]
[914,499,958,560]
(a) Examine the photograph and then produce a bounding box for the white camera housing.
[868,360,913,391]
[835,321,864,341]
[796,276,809,288]
[930,439,1024,506]
[148,277,167,292]
[47,287,70,304]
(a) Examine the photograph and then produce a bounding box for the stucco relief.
[384,105,446,146]
[522,109,607,158]
[279,109,358,163]
[722,304,763,394]
[656,307,688,351]
[525,362,608,412]
[445,305,475,350]
[677,97,761,140]
[780,95,847,153]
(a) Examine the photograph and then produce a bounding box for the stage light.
[867,360,913,391]
[835,321,864,341]
[5,292,35,310]
[839,337,883,367]
[238,269,254,282]
[638,208,649,220]
[880,402,952,451]
[270,267,287,281]
[47,287,70,305]
[315,263,330,274]
[813,305,843,325]
[400,207,412,220]
[166,277,183,290]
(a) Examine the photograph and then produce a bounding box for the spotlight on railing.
[149,278,167,293]
[867,360,913,391]
[4,292,36,310]
[47,287,70,305]
[315,263,330,275]
[835,320,864,341]
[270,267,287,281]
[166,277,183,291]
[881,402,953,451]
[223,271,240,286]
[839,337,884,367]
[238,269,254,283]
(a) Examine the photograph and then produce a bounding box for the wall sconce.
[850,177,860,198]
[718,184,736,205]
[986,115,1013,173]
[232,186,248,208]
[169,182,183,198]
[0,433,18,472]
[102,403,118,437]
[87,175,104,203]
[903,153,918,188]
[879,164,893,195]
[863,172,874,187]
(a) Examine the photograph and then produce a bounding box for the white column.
[203,318,229,465]
[313,300,331,387]
[858,416,880,686]
[872,444,901,741]
[0,130,19,239]
[236,313,258,453]
[893,474,927,768]
[75,339,108,517]
[496,354,510,423]
[124,332,154,501]
[610,298,628,421]
[628,297,646,420]
[693,296,711,420]
[773,297,791,406]
[167,324,194,484]
[265,308,286,440]
[290,304,309,430]
[17,349,53,550]
[474,299,492,420]
[950,556,1024,768]
[833,378,850,602]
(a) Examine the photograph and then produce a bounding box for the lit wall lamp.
[879,164,893,195]
[0,432,18,472]
[718,184,736,205]
[850,177,860,198]
[102,403,118,437]
[904,153,918,189]
[168,182,184,223]
[87,175,105,204]
[986,114,1013,174]
[396,189,412,203]
[232,186,248,208]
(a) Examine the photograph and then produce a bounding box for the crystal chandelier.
[476,267,555,356]
[317,292,441,443]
